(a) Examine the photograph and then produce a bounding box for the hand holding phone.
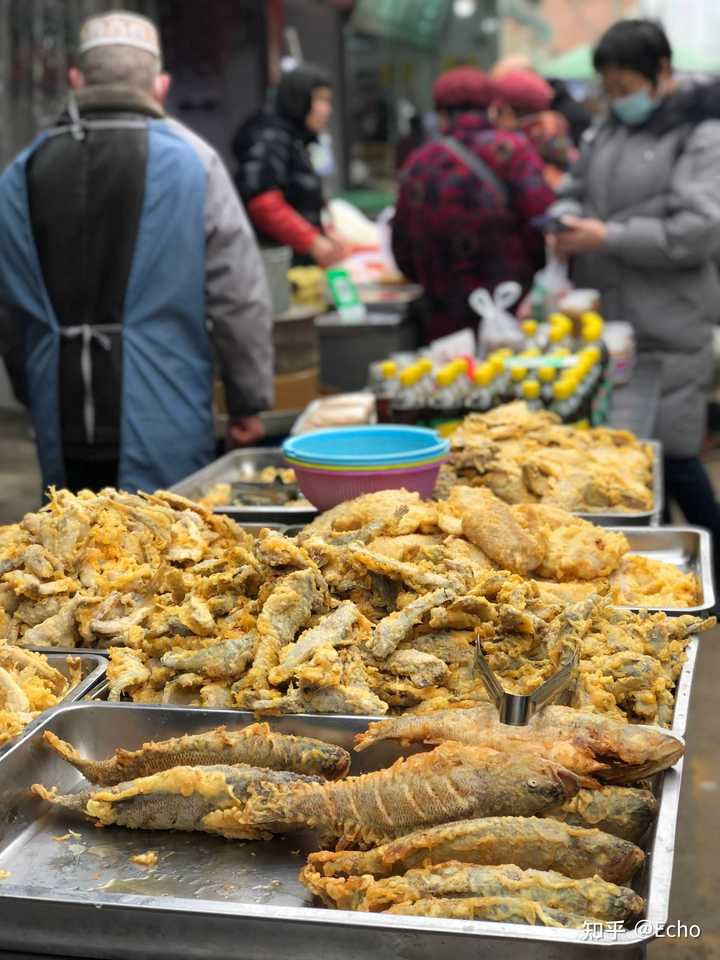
[531,214,570,233]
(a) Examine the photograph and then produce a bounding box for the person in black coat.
[233,64,347,267]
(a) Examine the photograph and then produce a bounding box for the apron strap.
[59,324,122,445]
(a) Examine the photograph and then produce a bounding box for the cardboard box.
[273,367,319,412]
[214,368,319,419]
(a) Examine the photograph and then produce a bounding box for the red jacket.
[392,112,554,342]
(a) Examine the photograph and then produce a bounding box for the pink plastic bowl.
[292,459,447,511]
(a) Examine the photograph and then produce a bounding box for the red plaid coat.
[392,112,554,341]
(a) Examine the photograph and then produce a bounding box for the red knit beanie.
[433,67,493,110]
[492,69,553,113]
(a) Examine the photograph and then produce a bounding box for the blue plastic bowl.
[283,425,449,467]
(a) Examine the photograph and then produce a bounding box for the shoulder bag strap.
[439,136,508,206]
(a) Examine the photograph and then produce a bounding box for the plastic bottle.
[580,311,604,345]
[391,364,423,424]
[414,357,436,424]
[374,360,399,423]
[550,377,582,422]
[466,362,495,413]
[510,365,528,401]
[548,313,574,351]
[521,319,540,352]
[538,365,556,405]
[427,364,464,433]
[521,378,543,411]
[451,358,472,409]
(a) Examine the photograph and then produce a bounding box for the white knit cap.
[79,11,161,59]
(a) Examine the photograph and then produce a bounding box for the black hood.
[276,63,331,134]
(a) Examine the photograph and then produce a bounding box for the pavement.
[0,408,718,959]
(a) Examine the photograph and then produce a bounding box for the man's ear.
[153,72,172,106]
[68,67,85,90]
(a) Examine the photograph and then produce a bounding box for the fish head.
[525,758,582,803]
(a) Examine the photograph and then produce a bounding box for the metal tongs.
[475,635,579,726]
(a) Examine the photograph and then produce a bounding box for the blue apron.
[0,119,215,492]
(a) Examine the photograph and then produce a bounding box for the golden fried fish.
[385,895,589,927]
[236,742,579,848]
[543,786,657,843]
[355,703,684,783]
[32,764,323,839]
[43,722,350,785]
[307,815,645,884]
[301,859,644,921]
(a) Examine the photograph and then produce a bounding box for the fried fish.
[32,764,322,839]
[300,859,644,921]
[43,722,351,785]
[355,703,684,783]
[543,786,657,843]
[306,816,645,884]
[385,895,589,927]
[237,742,579,848]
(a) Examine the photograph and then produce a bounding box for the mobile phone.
[531,214,570,233]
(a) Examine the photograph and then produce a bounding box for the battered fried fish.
[301,859,644,921]
[160,632,257,680]
[236,742,579,848]
[307,816,645,884]
[543,786,657,843]
[32,764,323,839]
[42,722,350,785]
[268,602,371,685]
[456,487,546,575]
[366,588,454,658]
[355,703,684,783]
[385,895,588,927]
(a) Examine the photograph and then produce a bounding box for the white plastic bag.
[526,251,572,319]
[469,281,523,357]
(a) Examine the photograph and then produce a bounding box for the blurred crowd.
[1,12,720,543]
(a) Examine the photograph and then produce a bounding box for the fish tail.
[43,731,99,778]
[353,726,384,752]
[32,782,89,813]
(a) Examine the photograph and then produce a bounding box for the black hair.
[276,63,332,130]
[593,19,672,84]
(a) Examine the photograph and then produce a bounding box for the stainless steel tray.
[170,448,318,523]
[619,525,714,614]
[0,702,681,959]
[575,440,662,527]
[0,653,106,752]
[669,636,697,739]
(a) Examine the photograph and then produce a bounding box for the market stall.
[0,415,713,958]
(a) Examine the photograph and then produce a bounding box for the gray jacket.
[552,110,720,457]
[169,118,273,418]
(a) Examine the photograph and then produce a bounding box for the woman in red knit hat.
[490,69,578,188]
[392,67,554,342]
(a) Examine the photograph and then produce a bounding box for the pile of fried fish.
[33,708,683,929]
[437,402,655,515]
[0,487,709,723]
[0,642,81,744]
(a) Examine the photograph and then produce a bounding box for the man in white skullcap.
[0,11,273,493]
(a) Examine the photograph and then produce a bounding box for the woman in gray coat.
[551,19,720,558]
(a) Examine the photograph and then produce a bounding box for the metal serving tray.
[0,702,682,959]
[618,525,714,614]
[669,636,698,739]
[170,448,318,523]
[576,440,662,527]
[0,653,105,752]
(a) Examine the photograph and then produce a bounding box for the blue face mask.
[611,89,658,126]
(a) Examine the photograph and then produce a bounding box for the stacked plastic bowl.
[282,425,450,510]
